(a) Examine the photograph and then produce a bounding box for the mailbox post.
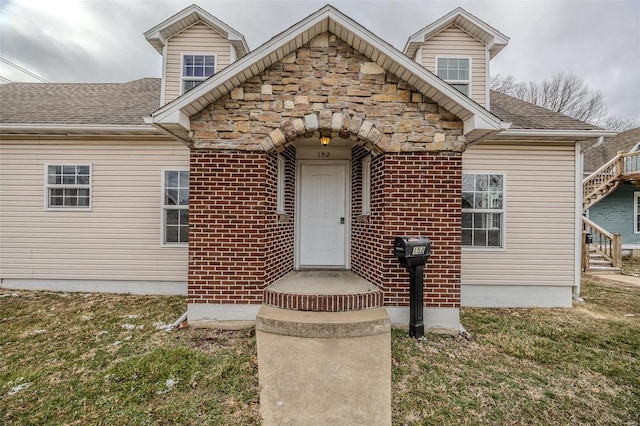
[394,236,431,338]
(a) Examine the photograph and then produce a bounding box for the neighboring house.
[0,5,614,332]
[583,127,640,256]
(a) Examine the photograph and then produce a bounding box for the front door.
[298,163,348,267]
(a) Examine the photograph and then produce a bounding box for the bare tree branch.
[492,72,614,127]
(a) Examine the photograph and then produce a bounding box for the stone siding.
[190,33,465,154]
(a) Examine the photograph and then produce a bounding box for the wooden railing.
[583,151,640,210]
[582,216,621,270]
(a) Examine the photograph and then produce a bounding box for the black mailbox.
[394,236,431,339]
[585,233,593,244]
[394,236,431,267]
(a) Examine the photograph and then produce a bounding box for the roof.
[583,127,640,173]
[489,91,601,131]
[149,4,505,143]
[403,7,509,60]
[0,83,613,141]
[144,4,249,58]
[0,78,160,126]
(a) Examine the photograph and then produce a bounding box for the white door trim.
[295,160,351,270]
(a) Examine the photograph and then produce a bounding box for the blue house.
[583,127,640,260]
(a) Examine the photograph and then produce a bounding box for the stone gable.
[190,33,465,153]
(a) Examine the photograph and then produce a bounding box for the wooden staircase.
[582,151,640,274]
[584,151,640,210]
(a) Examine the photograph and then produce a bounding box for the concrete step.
[586,266,622,274]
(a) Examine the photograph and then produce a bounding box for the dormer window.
[436,57,470,96]
[182,54,216,93]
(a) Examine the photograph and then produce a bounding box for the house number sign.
[412,246,427,255]
[317,151,331,159]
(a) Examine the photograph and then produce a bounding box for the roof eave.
[0,123,163,136]
[490,128,618,142]
[403,7,509,58]
[143,4,249,57]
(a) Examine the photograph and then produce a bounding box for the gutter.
[497,129,617,139]
[0,123,163,136]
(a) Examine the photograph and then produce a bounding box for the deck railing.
[583,151,640,210]
[582,216,621,270]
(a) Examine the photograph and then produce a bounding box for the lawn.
[1,277,638,425]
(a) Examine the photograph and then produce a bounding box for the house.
[0,5,614,332]
[583,127,640,262]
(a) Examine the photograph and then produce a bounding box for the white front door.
[299,163,347,267]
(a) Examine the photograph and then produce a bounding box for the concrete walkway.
[587,273,640,287]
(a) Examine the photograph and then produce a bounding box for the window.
[182,54,215,93]
[436,57,470,96]
[462,173,504,248]
[362,155,372,214]
[634,192,640,234]
[45,164,91,209]
[277,155,285,214]
[163,170,189,245]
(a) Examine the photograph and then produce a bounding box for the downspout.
[574,141,585,302]
[172,311,188,328]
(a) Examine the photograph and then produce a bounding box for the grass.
[1,277,638,425]
[622,256,640,276]
[0,292,259,425]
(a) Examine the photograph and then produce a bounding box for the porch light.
[320,136,331,146]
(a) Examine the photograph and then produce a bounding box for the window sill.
[462,246,505,252]
[45,207,92,212]
[161,243,188,248]
[356,214,371,223]
[277,213,292,223]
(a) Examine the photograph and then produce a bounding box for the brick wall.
[264,146,296,285]
[351,151,462,308]
[189,149,296,305]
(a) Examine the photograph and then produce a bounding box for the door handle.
[340,217,345,224]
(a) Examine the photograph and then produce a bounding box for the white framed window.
[45,164,91,210]
[634,192,640,234]
[361,155,372,214]
[436,57,471,96]
[182,54,216,93]
[277,155,285,214]
[462,173,504,248]
[162,170,189,245]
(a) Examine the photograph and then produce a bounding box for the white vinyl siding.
[165,21,232,103]
[0,138,189,282]
[420,25,487,106]
[462,142,576,287]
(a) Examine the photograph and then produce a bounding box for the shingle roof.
[489,90,601,131]
[0,78,602,133]
[583,127,640,174]
[0,78,160,126]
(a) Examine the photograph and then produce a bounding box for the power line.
[0,57,48,83]
[0,76,13,84]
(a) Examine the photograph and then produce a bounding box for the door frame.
[295,160,351,270]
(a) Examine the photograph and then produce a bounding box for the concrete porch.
[264,270,383,312]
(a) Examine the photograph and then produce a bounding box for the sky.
[0,0,639,122]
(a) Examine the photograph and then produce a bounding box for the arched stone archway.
[263,110,390,155]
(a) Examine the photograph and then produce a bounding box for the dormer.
[144,4,249,105]
[404,8,509,108]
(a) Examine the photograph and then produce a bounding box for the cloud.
[0,0,638,121]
